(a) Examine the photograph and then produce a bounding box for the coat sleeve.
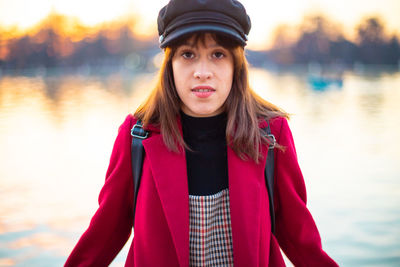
[272,118,338,267]
[65,114,135,267]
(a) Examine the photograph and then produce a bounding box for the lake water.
[0,66,399,266]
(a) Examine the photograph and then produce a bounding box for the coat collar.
[141,122,267,267]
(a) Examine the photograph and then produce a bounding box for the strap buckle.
[266,134,276,149]
[131,123,149,139]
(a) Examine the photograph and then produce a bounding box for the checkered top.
[189,188,234,266]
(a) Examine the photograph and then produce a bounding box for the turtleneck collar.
[180,111,227,140]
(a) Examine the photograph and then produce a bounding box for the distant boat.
[308,75,343,91]
[307,62,344,91]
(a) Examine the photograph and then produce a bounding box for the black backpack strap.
[262,121,276,234]
[130,120,149,226]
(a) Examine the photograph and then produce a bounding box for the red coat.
[65,114,338,267]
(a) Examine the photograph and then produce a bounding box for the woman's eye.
[182,51,194,59]
[213,51,225,59]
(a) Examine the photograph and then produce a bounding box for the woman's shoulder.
[258,116,291,143]
[259,116,288,132]
[118,113,136,133]
[119,113,161,133]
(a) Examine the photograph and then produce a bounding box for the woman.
[65,0,338,266]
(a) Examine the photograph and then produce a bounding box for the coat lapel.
[143,134,189,267]
[228,146,266,266]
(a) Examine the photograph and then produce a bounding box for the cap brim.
[160,24,247,48]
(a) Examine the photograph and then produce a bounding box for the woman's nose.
[193,61,212,80]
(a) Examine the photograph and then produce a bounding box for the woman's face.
[172,33,234,117]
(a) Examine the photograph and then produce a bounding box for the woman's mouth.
[191,86,215,98]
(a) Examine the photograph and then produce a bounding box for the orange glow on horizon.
[0,0,399,50]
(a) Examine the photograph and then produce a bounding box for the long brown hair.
[135,33,288,162]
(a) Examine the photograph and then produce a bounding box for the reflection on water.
[1,68,399,266]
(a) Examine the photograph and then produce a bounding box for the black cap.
[157,0,251,48]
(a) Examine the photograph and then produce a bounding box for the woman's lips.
[191,86,215,98]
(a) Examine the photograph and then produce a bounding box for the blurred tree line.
[0,13,399,71]
[0,13,158,71]
[265,14,400,66]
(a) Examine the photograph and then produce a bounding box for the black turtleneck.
[181,112,229,196]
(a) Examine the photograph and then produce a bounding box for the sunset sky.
[0,0,399,50]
